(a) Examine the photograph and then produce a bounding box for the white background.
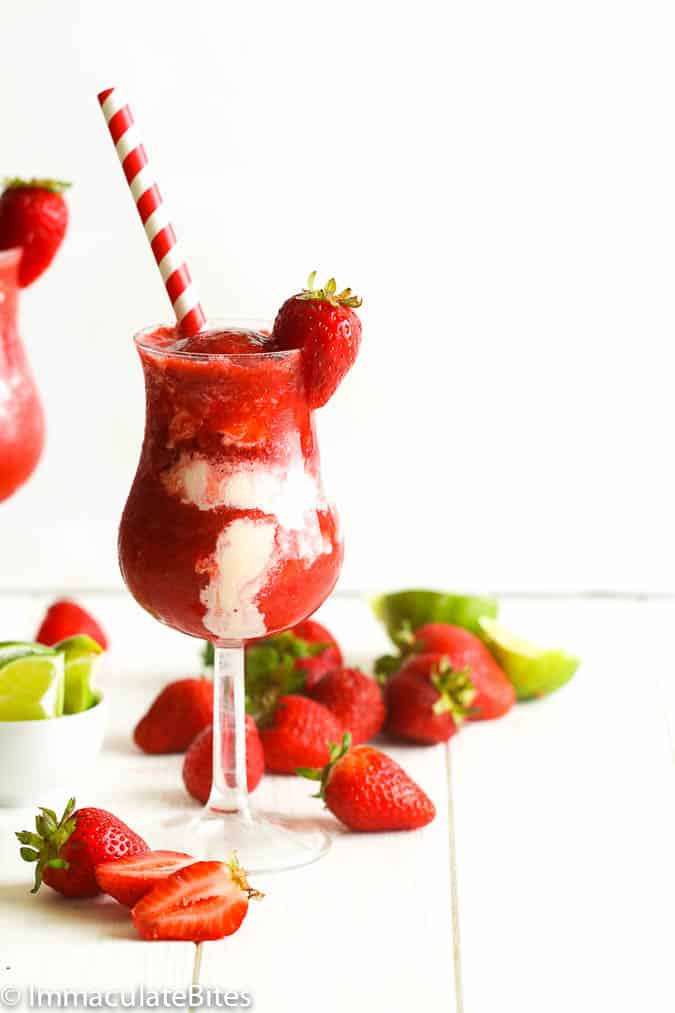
[1,0,674,593]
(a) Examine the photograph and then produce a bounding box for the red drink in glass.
[0,249,44,502]
[119,322,343,642]
[119,321,345,872]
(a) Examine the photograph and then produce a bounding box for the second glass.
[119,320,343,872]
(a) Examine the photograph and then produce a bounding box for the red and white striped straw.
[97,87,206,337]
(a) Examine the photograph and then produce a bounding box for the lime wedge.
[62,658,99,713]
[54,636,103,715]
[478,617,580,700]
[0,654,65,720]
[0,641,55,669]
[371,590,498,641]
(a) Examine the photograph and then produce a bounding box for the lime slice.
[478,617,580,700]
[0,641,55,670]
[54,636,103,715]
[371,590,499,641]
[0,654,65,720]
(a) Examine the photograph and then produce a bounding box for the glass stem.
[208,644,251,817]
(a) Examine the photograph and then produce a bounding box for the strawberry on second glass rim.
[0,178,70,288]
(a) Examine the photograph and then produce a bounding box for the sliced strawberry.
[131,858,262,942]
[95,850,194,907]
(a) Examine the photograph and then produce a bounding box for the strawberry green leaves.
[299,272,362,309]
[17,797,77,894]
[3,178,72,194]
[245,633,327,720]
[202,632,330,721]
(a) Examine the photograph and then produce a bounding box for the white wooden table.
[1,591,674,1013]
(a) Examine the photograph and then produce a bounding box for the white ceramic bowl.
[0,695,108,806]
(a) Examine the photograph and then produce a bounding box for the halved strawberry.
[131,858,262,942]
[94,850,194,907]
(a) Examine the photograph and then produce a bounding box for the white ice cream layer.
[162,454,321,529]
[223,464,319,529]
[200,518,277,640]
[165,455,333,639]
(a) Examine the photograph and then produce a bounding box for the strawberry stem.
[226,852,264,900]
[431,661,477,722]
[297,731,352,798]
[16,797,77,893]
[299,272,362,309]
[3,177,72,194]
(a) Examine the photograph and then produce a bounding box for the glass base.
[161,806,332,875]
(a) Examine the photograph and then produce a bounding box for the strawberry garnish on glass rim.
[271,272,363,409]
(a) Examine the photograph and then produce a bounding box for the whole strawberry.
[17,798,149,897]
[299,734,435,832]
[259,694,342,774]
[203,621,343,713]
[385,652,475,744]
[271,273,362,408]
[308,667,385,745]
[36,598,108,650]
[0,178,70,287]
[289,619,342,689]
[243,622,343,718]
[183,717,265,804]
[411,623,516,720]
[134,678,212,754]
